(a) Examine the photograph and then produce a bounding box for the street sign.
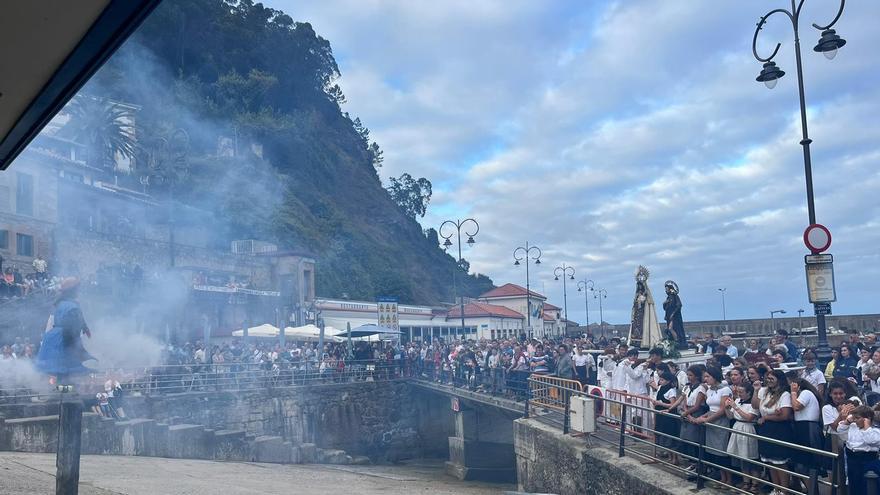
[805,254,833,264]
[805,253,836,303]
[814,303,832,316]
[803,224,832,254]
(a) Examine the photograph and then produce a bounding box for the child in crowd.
[726,384,760,494]
[837,405,880,495]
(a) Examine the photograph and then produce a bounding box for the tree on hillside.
[387,173,432,218]
[63,96,137,172]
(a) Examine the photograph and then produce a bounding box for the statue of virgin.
[628,266,663,350]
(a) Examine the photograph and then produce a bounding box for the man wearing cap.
[35,277,95,380]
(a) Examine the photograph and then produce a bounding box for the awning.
[322,316,459,330]
[0,0,161,169]
[232,323,280,338]
[339,324,402,339]
[283,324,343,342]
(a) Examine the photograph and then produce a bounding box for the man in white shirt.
[623,349,648,396]
[610,345,629,391]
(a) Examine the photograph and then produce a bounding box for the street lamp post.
[750,0,847,367]
[718,288,727,321]
[577,279,595,334]
[798,308,806,347]
[440,218,479,340]
[554,264,575,338]
[594,288,607,337]
[770,309,787,332]
[514,242,542,340]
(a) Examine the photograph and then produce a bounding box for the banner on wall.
[377,296,400,332]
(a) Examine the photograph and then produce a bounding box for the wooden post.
[56,397,83,495]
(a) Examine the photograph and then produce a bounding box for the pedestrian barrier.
[527,376,841,495]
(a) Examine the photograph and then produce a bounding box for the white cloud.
[277,0,880,323]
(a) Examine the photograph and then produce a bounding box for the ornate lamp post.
[514,242,542,340]
[554,264,575,338]
[750,0,847,366]
[577,279,595,333]
[440,218,479,340]
[593,288,607,336]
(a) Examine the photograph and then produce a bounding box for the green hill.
[84,0,494,304]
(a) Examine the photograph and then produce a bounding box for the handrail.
[526,377,840,495]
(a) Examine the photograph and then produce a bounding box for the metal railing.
[413,361,534,401]
[527,377,845,495]
[0,360,406,407]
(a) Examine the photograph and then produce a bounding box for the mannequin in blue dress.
[35,277,95,380]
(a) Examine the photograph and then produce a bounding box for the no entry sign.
[804,224,832,254]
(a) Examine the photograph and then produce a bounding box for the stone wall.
[514,418,721,495]
[0,381,455,465]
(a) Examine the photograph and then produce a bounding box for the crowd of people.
[5,315,880,494]
[0,255,51,299]
[414,328,880,495]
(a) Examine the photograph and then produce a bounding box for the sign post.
[803,224,834,367]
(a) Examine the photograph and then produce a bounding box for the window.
[16,173,34,216]
[0,229,7,249]
[16,233,33,256]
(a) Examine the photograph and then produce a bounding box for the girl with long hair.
[752,369,794,495]
[693,367,733,487]
[790,377,825,478]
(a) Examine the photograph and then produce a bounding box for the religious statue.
[662,280,687,349]
[35,277,95,381]
[628,266,663,350]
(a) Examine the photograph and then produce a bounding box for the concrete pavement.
[0,453,513,495]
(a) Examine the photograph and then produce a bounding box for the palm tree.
[64,96,137,172]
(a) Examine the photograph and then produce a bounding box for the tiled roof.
[542,302,560,310]
[447,301,525,319]
[479,283,545,299]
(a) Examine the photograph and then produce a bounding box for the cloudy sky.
[274,0,880,325]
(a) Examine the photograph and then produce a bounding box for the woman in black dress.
[652,371,682,464]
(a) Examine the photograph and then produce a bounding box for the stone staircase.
[0,411,368,466]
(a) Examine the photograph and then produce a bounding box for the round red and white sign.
[804,224,832,253]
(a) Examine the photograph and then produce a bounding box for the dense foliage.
[83,0,493,304]
[387,173,432,219]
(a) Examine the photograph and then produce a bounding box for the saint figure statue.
[35,277,95,380]
[628,266,663,350]
[663,280,687,349]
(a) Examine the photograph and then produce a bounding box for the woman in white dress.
[726,383,760,493]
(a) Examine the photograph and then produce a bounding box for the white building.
[317,298,464,342]
[446,301,525,340]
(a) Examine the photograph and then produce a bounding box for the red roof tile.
[542,302,560,310]
[447,301,525,319]
[479,283,545,299]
